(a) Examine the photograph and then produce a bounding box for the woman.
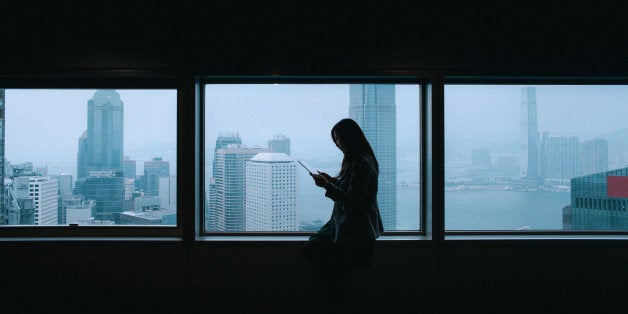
[304,118,384,311]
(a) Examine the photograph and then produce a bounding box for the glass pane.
[445,85,628,231]
[0,89,177,226]
[204,84,420,232]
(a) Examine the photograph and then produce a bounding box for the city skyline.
[4,89,176,175]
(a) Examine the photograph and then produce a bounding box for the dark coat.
[304,154,383,270]
[323,154,384,244]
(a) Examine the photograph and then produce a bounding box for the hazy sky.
[4,89,177,171]
[5,84,625,176]
[204,84,421,163]
[445,85,628,146]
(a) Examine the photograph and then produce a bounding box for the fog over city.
[204,84,421,167]
[4,89,177,175]
[446,85,628,163]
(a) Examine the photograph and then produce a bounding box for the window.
[445,84,628,232]
[202,82,421,234]
[0,88,177,233]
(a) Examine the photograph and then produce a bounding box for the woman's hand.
[310,172,330,187]
[317,171,333,182]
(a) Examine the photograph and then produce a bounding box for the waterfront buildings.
[580,139,609,176]
[541,134,579,186]
[245,152,298,231]
[350,84,397,230]
[564,167,628,230]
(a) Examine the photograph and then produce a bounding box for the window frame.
[197,76,430,239]
[0,73,185,239]
[443,76,628,237]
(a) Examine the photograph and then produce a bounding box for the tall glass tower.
[349,84,396,230]
[77,90,124,179]
[520,87,540,179]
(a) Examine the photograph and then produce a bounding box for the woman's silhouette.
[304,118,384,312]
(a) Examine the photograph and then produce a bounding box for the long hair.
[331,118,379,176]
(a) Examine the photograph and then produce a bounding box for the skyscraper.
[245,152,298,231]
[541,135,579,185]
[144,157,170,196]
[267,133,291,155]
[580,139,609,176]
[84,171,125,221]
[0,89,5,225]
[77,90,124,180]
[520,87,540,179]
[208,142,268,231]
[349,84,396,230]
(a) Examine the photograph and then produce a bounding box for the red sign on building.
[607,176,628,198]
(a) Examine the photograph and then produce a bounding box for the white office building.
[245,152,298,231]
[13,176,58,225]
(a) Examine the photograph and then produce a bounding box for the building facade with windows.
[245,152,298,231]
[580,138,609,176]
[77,90,124,180]
[349,84,397,230]
[563,167,628,230]
[11,176,59,226]
[84,171,125,222]
[143,157,169,196]
[207,144,269,231]
[541,134,579,186]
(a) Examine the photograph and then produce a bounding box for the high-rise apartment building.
[541,134,579,185]
[208,143,268,231]
[520,87,540,179]
[0,89,5,225]
[84,171,125,221]
[77,90,124,180]
[245,153,298,231]
[12,176,58,225]
[144,157,169,196]
[267,133,291,156]
[349,84,396,230]
[580,139,608,176]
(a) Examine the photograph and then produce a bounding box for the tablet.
[298,160,316,174]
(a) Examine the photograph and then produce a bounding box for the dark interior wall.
[1,2,627,313]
